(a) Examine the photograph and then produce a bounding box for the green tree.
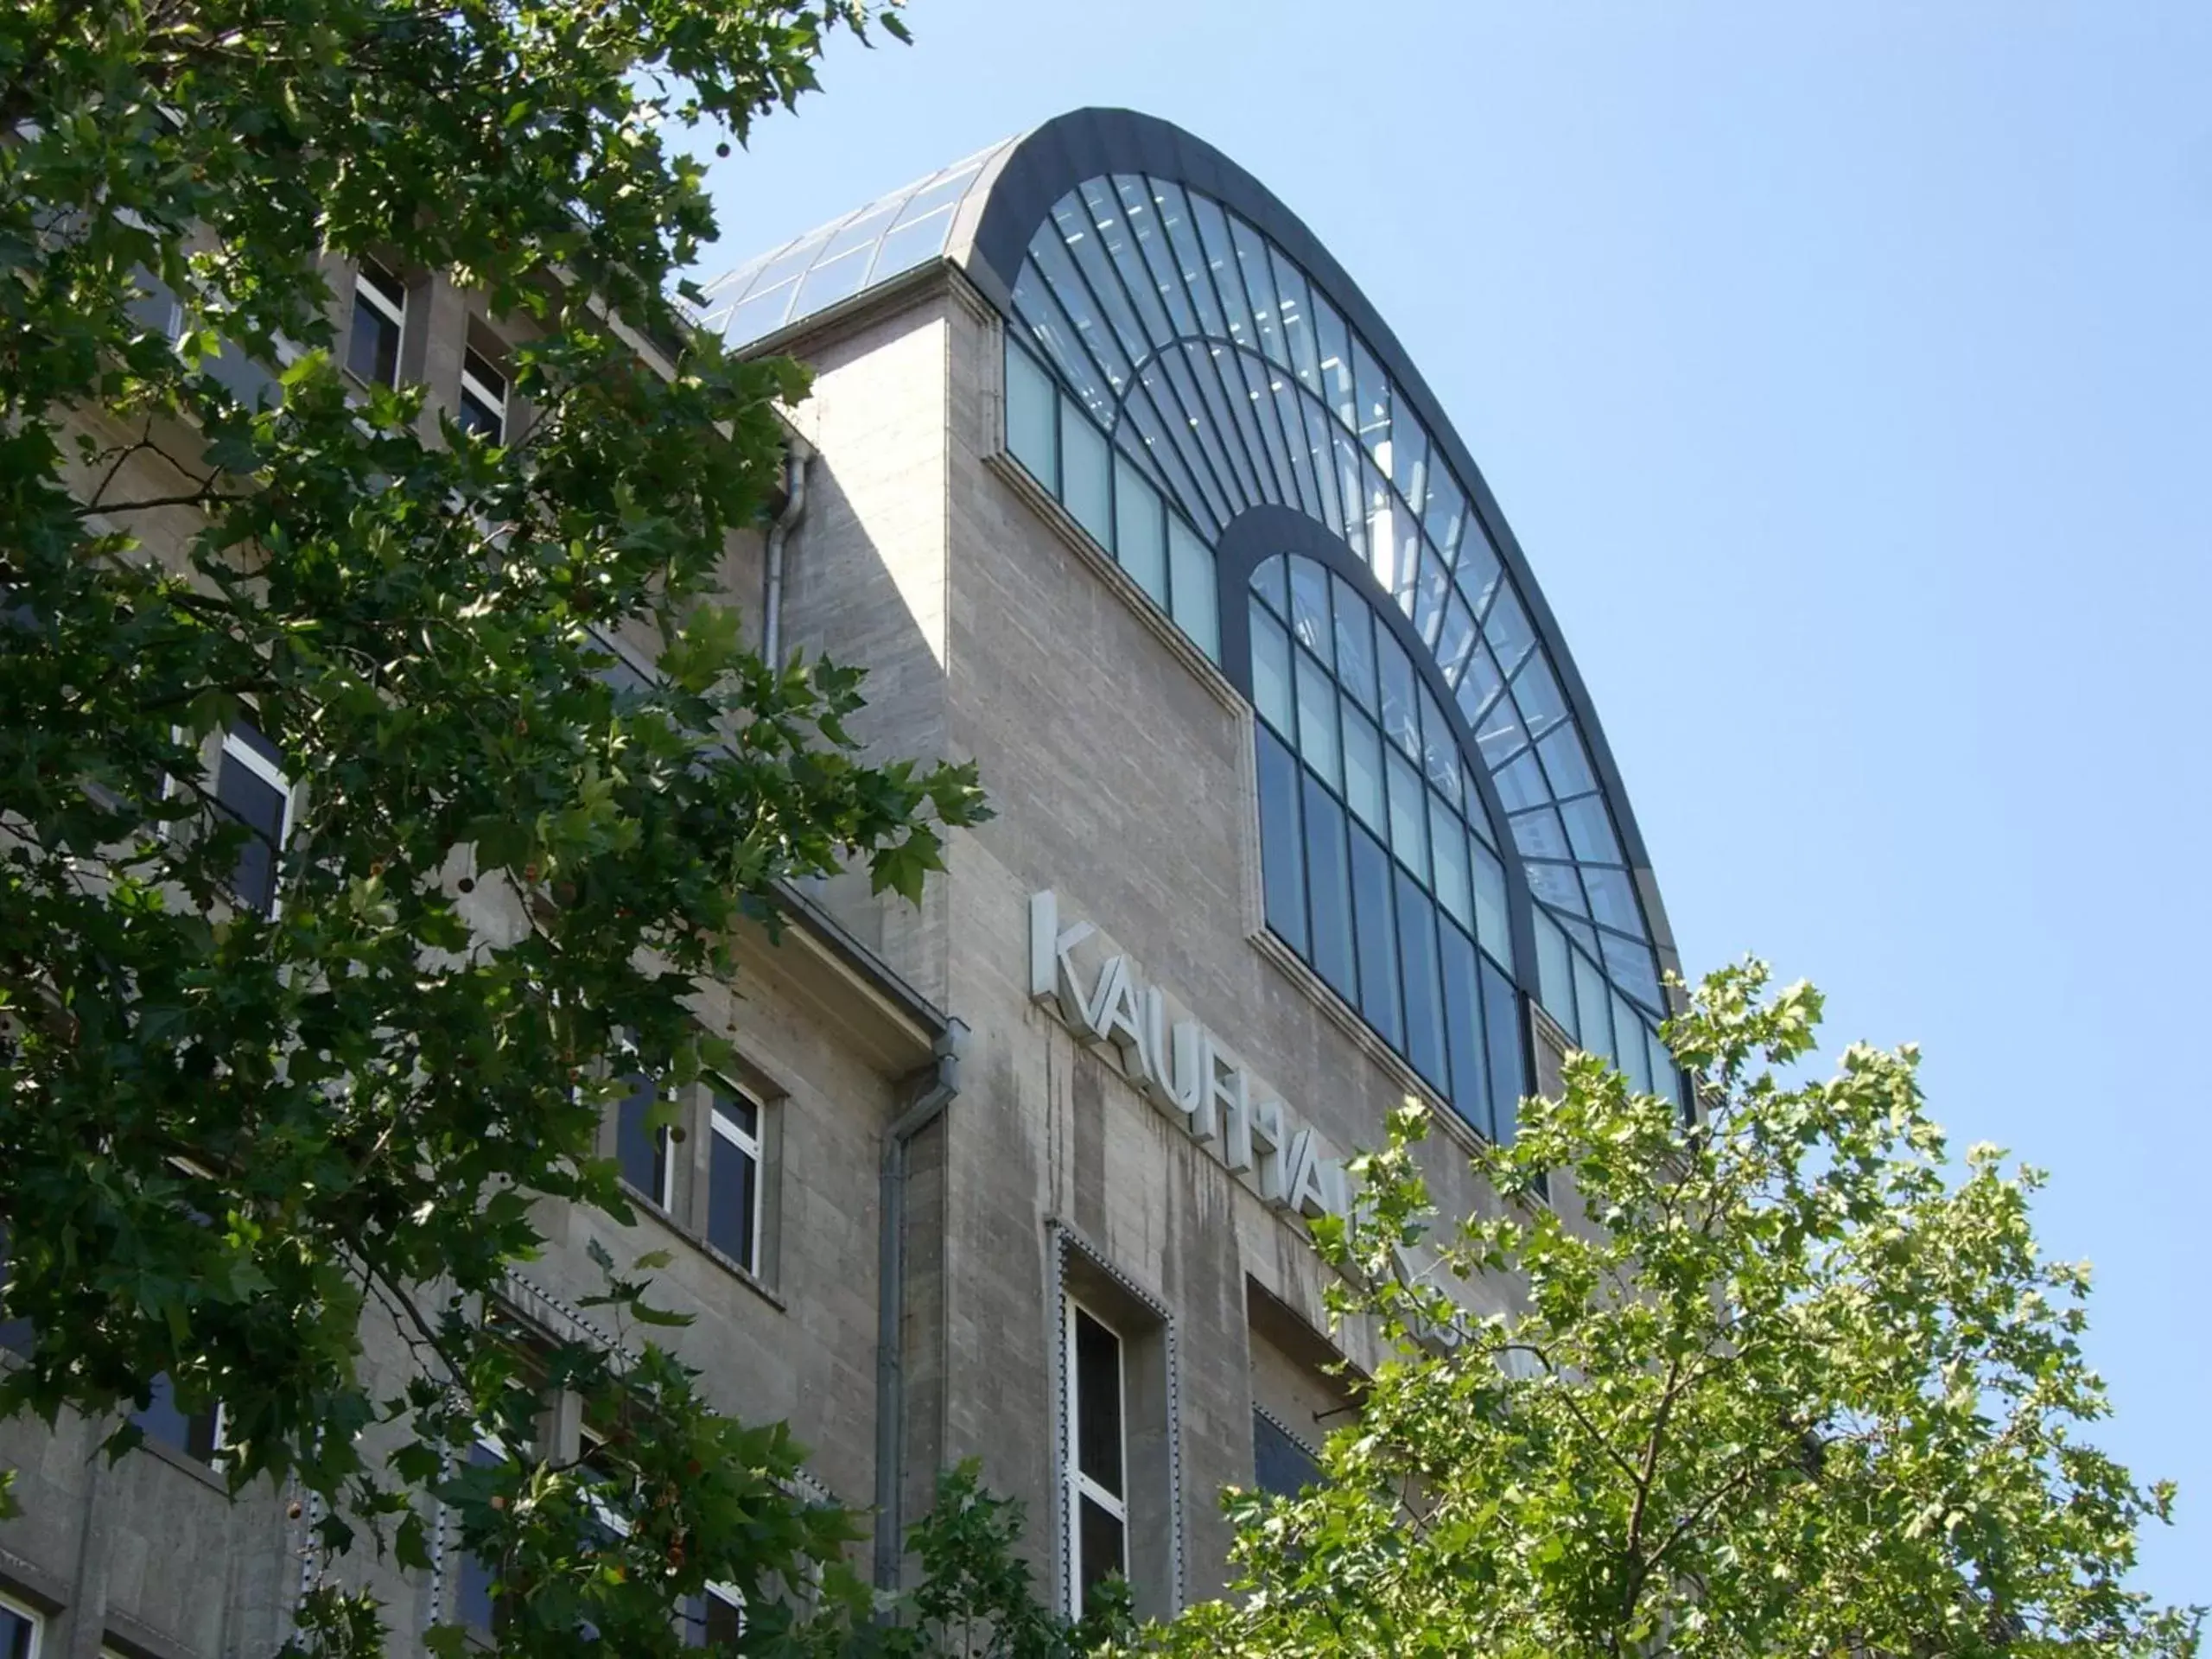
[1146,963,2201,1659]
[0,0,992,1650]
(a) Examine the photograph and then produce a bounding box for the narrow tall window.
[0,1591,40,1659]
[458,346,507,442]
[454,1435,508,1633]
[214,721,289,917]
[613,1074,671,1211]
[347,261,405,388]
[1065,1301,1128,1616]
[705,1087,760,1274]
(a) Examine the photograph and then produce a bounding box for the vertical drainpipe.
[761,431,814,664]
[873,1018,967,1594]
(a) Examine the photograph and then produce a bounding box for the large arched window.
[699,110,1688,1119]
[1247,551,1524,1142]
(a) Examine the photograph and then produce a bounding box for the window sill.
[614,1185,785,1313]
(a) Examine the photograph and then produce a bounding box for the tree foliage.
[1146,963,2200,1659]
[0,0,993,1649]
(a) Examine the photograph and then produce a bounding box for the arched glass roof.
[690,140,1014,349]
[697,110,1681,1082]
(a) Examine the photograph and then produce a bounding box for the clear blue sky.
[692,2,2211,1603]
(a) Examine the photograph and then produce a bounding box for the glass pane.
[1526,861,1588,917]
[1455,640,1504,727]
[1395,872,1448,1095]
[1413,541,1452,645]
[1341,703,1385,831]
[1349,824,1402,1048]
[1617,995,1655,1094]
[1471,837,1512,969]
[1648,1026,1680,1117]
[1513,653,1570,742]
[347,296,401,387]
[1294,651,1339,788]
[1252,1408,1323,1499]
[1114,454,1167,605]
[1583,867,1643,937]
[708,1118,756,1270]
[614,1075,664,1204]
[1480,957,1524,1144]
[1073,1308,1124,1494]
[1078,1497,1127,1603]
[1062,398,1112,545]
[1484,586,1536,676]
[1168,517,1218,660]
[1601,928,1663,1013]
[1377,631,1421,759]
[1538,723,1598,798]
[1438,918,1489,1137]
[1430,795,1471,926]
[1256,726,1307,955]
[1436,595,1478,686]
[1423,471,1466,562]
[1535,910,1577,1039]
[869,205,957,283]
[1475,691,1527,767]
[1287,555,1332,663]
[1454,519,1503,616]
[1495,748,1548,813]
[1418,686,1462,798]
[1560,794,1622,864]
[1351,334,1391,460]
[1249,604,1294,738]
[1251,551,1288,617]
[0,1601,33,1659]
[1510,807,1572,863]
[1573,950,1613,1061]
[1392,417,1430,518]
[1272,247,1320,390]
[1005,342,1058,490]
[1303,775,1357,1004]
[216,740,286,916]
[1332,575,1378,711]
[791,245,872,313]
[1385,751,1428,882]
[1313,289,1356,429]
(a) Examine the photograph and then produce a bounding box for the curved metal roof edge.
[950,107,1681,987]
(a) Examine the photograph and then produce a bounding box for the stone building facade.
[0,107,1683,1656]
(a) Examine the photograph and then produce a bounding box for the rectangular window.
[1300,775,1357,1006]
[1166,516,1217,662]
[1251,1408,1322,1500]
[1480,957,1524,1146]
[454,1436,507,1632]
[132,1371,222,1464]
[1005,340,1058,490]
[1061,397,1112,547]
[0,1592,40,1659]
[346,260,405,388]
[613,1073,670,1211]
[214,721,289,917]
[1065,1302,1127,1617]
[680,1586,744,1648]
[1348,823,1402,1049]
[1113,455,1167,606]
[1395,871,1449,1096]
[705,1088,760,1274]
[458,346,507,442]
[1438,918,1491,1137]
[1255,727,1306,958]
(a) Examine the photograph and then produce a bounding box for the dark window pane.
[0,1602,35,1659]
[707,1113,756,1271]
[1255,726,1306,957]
[133,1371,217,1461]
[1348,824,1402,1048]
[216,732,286,915]
[682,1589,743,1648]
[1437,918,1491,1136]
[715,1086,758,1140]
[346,267,404,388]
[1481,958,1525,1146]
[1077,1494,1126,1605]
[457,1440,502,1630]
[614,1075,664,1205]
[1073,1308,1123,1496]
[1301,776,1357,1004]
[1252,1409,1323,1499]
[1395,871,1449,1095]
